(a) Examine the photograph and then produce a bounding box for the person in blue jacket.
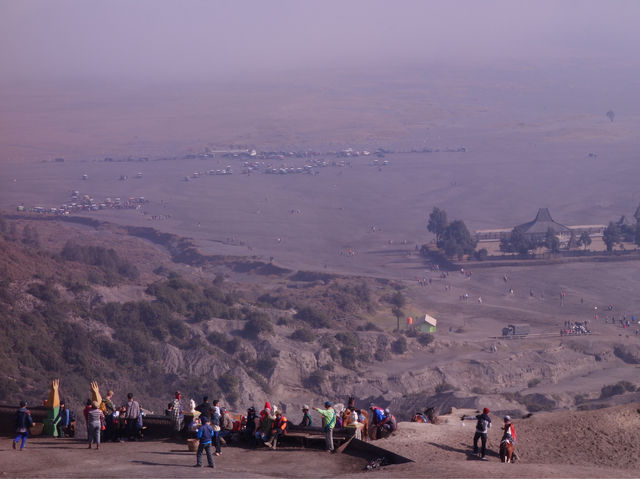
[195,416,215,468]
[13,401,33,450]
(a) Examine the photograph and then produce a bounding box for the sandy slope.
[374,404,640,478]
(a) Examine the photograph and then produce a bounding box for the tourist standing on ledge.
[313,401,336,452]
[461,407,492,460]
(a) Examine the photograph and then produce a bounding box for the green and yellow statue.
[44,378,60,436]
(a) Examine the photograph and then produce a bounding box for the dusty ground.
[3,404,640,478]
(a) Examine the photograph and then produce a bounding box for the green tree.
[502,227,532,255]
[438,220,477,259]
[602,222,620,252]
[390,291,406,331]
[578,231,592,250]
[427,207,448,242]
[544,227,560,253]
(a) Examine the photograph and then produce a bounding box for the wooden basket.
[30,423,44,436]
[187,438,199,452]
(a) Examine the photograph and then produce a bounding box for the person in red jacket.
[502,415,518,461]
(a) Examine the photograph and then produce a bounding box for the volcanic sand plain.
[2,66,640,477]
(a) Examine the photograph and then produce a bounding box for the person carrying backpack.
[462,407,492,460]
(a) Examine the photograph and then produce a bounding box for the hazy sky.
[1,0,638,83]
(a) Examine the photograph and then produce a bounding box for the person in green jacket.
[313,401,336,452]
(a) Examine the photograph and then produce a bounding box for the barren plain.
[2,64,640,476]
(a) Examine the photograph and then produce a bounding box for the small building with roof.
[416,314,437,333]
[515,208,572,242]
[476,208,605,246]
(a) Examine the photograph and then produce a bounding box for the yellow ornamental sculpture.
[44,378,60,436]
[90,381,102,405]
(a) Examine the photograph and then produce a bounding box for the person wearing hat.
[171,391,184,437]
[87,400,105,449]
[501,415,518,461]
[461,407,492,460]
[244,407,259,444]
[312,402,336,452]
[299,405,312,428]
[194,416,215,468]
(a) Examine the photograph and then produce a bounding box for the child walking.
[194,416,215,468]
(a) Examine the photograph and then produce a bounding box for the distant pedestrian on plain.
[12,401,33,451]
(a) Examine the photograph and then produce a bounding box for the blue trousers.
[14,430,28,449]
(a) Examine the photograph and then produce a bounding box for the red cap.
[483,407,490,414]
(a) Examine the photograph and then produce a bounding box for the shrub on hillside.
[435,382,456,393]
[290,328,316,342]
[417,333,434,346]
[357,321,382,332]
[277,316,293,326]
[218,371,240,405]
[242,314,273,339]
[257,293,293,310]
[339,347,357,368]
[294,306,331,328]
[391,336,407,354]
[27,281,59,303]
[335,332,359,348]
[256,357,278,377]
[304,369,326,393]
[518,393,556,412]
[61,241,138,280]
[600,381,636,399]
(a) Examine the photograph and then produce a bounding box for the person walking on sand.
[313,402,336,452]
[194,416,215,468]
[12,401,33,451]
[461,407,492,460]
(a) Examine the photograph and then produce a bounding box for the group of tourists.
[82,390,143,448]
